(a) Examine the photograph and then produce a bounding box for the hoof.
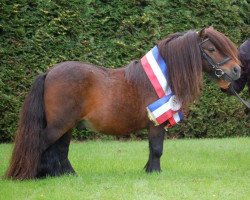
[144,161,161,173]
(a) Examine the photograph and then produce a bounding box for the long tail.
[5,73,47,180]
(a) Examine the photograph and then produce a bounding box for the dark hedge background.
[0,0,249,142]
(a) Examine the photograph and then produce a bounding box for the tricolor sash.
[141,46,184,127]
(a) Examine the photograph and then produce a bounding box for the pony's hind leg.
[37,131,75,178]
[38,66,86,178]
[145,123,165,173]
[57,131,75,175]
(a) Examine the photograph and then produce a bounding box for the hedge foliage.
[1,0,249,142]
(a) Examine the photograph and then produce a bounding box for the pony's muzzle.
[231,65,241,79]
[224,65,241,81]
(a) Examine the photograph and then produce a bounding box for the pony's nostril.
[233,66,241,76]
[233,67,238,73]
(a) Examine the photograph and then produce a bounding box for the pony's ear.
[198,27,206,38]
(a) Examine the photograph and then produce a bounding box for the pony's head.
[198,27,241,89]
[158,27,240,108]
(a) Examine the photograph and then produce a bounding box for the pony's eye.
[208,47,215,52]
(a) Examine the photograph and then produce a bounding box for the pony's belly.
[83,112,148,135]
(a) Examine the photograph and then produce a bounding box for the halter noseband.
[199,38,231,79]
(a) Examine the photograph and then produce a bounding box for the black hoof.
[144,161,161,173]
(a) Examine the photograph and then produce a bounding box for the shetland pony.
[5,27,241,180]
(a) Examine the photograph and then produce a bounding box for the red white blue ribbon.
[141,46,183,127]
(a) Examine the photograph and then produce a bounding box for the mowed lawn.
[0,138,249,200]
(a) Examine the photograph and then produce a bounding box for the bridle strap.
[217,57,231,66]
[199,38,250,109]
[223,73,250,109]
[229,85,250,109]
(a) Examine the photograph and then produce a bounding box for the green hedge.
[1,0,249,142]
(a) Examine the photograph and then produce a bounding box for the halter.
[199,38,231,78]
[199,38,250,109]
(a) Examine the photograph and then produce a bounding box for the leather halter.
[199,38,231,78]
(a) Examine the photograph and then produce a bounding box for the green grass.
[0,138,249,200]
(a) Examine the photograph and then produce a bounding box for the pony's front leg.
[145,122,165,173]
